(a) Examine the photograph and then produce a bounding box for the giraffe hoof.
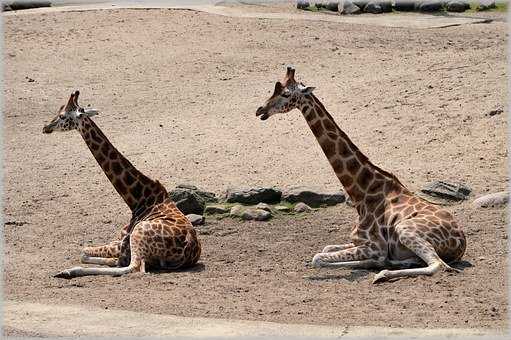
[54,266,80,279]
[54,270,73,279]
[372,270,389,284]
[311,254,324,268]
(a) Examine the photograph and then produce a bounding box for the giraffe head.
[43,90,99,134]
[256,66,315,120]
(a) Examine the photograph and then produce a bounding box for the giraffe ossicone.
[256,67,467,284]
[44,90,201,278]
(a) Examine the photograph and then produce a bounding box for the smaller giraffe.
[256,66,466,283]
[43,90,201,278]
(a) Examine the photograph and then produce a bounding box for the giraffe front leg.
[80,240,121,267]
[321,243,355,253]
[312,245,385,269]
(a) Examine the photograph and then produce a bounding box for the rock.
[394,0,416,11]
[339,0,361,13]
[294,202,313,213]
[255,203,272,212]
[446,1,470,12]
[282,186,345,207]
[325,1,339,11]
[364,1,392,13]
[169,189,206,215]
[241,209,272,221]
[274,205,292,212]
[377,1,392,12]
[415,0,443,11]
[353,0,369,8]
[225,187,282,205]
[420,181,472,201]
[186,214,204,226]
[176,184,218,203]
[2,1,51,11]
[364,2,383,13]
[297,0,310,10]
[229,205,245,217]
[473,191,509,208]
[204,205,229,215]
[478,0,496,10]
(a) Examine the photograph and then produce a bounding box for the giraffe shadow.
[304,270,372,282]
[147,262,206,274]
[450,260,473,271]
[303,260,473,282]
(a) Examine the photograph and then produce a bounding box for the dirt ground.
[3,3,508,333]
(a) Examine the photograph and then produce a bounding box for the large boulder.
[339,0,361,14]
[420,181,471,201]
[446,0,470,12]
[169,188,206,215]
[364,1,383,13]
[297,0,310,9]
[325,1,340,11]
[176,184,218,203]
[478,0,496,10]
[2,1,51,11]
[225,187,282,205]
[282,186,345,207]
[393,0,416,11]
[415,0,444,11]
[353,0,369,8]
[364,1,392,13]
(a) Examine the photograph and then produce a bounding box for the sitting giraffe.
[255,67,466,283]
[43,91,201,278]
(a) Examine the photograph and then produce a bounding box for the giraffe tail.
[54,256,141,279]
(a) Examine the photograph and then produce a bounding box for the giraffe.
[255,67,466,283]
[43,90,201,278]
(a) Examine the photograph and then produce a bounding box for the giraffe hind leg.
[373,223,460,284]
[55,254,143,279]
[54,229,149,279]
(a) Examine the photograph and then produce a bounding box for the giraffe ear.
[300,86,315,94]
[78,108,99,117]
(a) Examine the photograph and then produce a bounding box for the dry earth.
[3,3,508,334]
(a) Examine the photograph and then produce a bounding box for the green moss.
[495,2,508,12]
[469,1,508,12]
[304,5,319,12]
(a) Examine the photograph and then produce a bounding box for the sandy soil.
[3,3,508,333]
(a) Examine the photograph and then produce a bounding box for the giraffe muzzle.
[256,107,269,121]
[42,125,54,134]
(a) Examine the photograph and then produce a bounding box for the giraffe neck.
[297,94,406,209]
[77,117,168,217]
